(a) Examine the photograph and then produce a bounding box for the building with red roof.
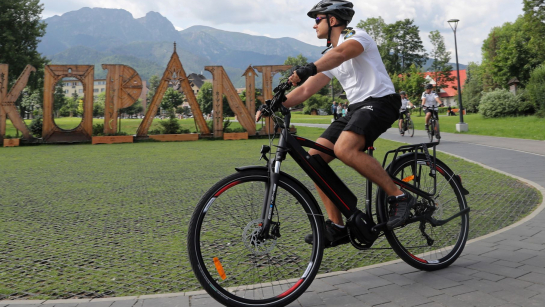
[423,70,467,107]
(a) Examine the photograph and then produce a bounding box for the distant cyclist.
[422,84,443,131]
[398,91,414,136]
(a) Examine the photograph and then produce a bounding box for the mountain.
[39,8,467,87]
[38,8,324,87]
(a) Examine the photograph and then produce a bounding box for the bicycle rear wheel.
[378,154,469,271]
[188,169,324,307]
[407,119,414,137]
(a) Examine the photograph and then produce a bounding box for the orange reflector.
[402,175,415,182]
[213,257,227,280]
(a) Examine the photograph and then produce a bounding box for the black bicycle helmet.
[425,84,434,90]
[307,0,355,25]
[400,91,406,95]
[308,0,355,52]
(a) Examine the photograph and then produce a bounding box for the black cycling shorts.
[320,94,401,149]
[399,110,409,120]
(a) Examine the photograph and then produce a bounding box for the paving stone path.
[2,128,545,307]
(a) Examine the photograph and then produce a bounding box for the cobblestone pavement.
[2,128,545,307]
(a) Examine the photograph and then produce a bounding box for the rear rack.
[382,142,439,196]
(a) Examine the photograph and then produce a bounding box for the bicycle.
[425,106,441,143]
[399,108,414,137]
[188,81,470,307]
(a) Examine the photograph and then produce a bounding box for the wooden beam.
[242,65,258,118]
[137,45,210,136]
[42,65,94,143]
[254,65,292,135]
[205,66,224,138]
[102,65,143,134]
[0,64,36,140]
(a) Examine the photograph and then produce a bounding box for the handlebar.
[256,81,293,121]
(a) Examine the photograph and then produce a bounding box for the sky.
[39,0,525,65]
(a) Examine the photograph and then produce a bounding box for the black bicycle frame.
[258,107,449,237]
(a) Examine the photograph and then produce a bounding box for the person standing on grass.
[331,101,338,120]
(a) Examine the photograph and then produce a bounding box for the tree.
[20,87,41,119]
[161,87,184,117]
[197,82,213,115]
[524,0,545,22]
[239,88,263,114]
[53,84,66,117]
[357,17,387,46]
[526,63,545,116]
[428,30,454,91]
[146,75,161,102]
[461,62,484,113]
[390,64,427,105]
[357,17,427,74]
[385,19,427,73]
[120,99,144,118]
[0,0,48,89]
[93,93,105,117]
[481,17,542,89]
[281,54,308,78]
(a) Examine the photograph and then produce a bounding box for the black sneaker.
[386,190,416,230]
[425,125,429,131]
[304,219,350,248]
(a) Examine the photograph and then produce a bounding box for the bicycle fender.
[235,165,325,216]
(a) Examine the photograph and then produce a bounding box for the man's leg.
[398,118,403,132]
[334,131,402,197]
[308,138,344,226]
[425,112,431,128]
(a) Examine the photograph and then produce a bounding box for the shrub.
[29,115,43,137]
[515,89,536,115]
[92,123,104,136]
[159,117,181,134]
[478,89,519,118]
[527,64,545,117]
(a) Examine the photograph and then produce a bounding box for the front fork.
[259,115,290,239]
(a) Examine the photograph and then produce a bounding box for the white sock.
[333,222,345,228]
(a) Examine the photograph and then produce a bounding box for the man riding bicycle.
[398,91,414,136]
[422,84,443,131]
[256,0,416,247]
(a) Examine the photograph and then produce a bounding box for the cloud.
[40,0,524,64]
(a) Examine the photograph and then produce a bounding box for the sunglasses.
[315,16,328,25]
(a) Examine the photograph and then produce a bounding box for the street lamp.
[448,19,468,132]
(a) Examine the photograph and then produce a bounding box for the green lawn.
[0,126,540,300]
[396,113,545,140]
[3,117,247,137]
[6,113,544,140]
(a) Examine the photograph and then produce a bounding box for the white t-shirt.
[400,98,410,112]
[422,91,439,108]
[322,28,395,105]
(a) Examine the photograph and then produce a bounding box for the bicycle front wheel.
[188,169,324,307]
[434,120,441,143]
[379,154,469,271]
[407,119,414,137]
[428,121,435,142]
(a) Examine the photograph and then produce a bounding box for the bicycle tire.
[428,121,435,142]
[188,169,324,307]
[407,119,414,137]
[435,120,441,143]
[378,154,469,271]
